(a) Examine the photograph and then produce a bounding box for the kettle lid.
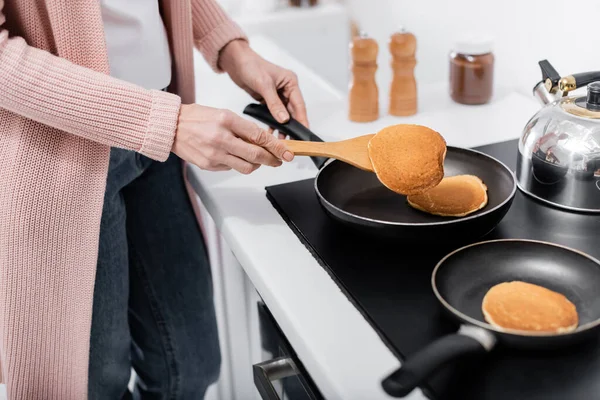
[575,82,600,110]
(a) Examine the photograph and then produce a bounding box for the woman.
[0,0,308,398]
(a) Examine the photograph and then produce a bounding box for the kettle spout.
[533,80,556,105]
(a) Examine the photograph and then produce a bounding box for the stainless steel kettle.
[516,60,600,212]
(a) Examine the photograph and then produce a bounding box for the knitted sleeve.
[190,0,248,72]
[0,0,180,161]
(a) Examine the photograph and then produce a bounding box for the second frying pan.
[381,239,600,397]
[244,103,516,242]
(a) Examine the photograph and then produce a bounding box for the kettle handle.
[560,71,600,93]
[537,60,600,94]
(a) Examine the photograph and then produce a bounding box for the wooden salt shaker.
[388,28,417,116]
[348,33,379,122]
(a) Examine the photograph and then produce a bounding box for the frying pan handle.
[243,103,327,169]
[381,326,495,397]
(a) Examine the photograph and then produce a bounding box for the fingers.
[223,154,261,175]
[176,106,290,176]
[211,164,232,172]
[224,111,294,162]
[267,126,286,140]
[267,126,287,141]
[260,81,290,123]
[287,86,309,128]
[227,137,283,167]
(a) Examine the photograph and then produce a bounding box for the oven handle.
[253,356,298,399]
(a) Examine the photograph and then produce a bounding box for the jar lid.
[452,35,493,55]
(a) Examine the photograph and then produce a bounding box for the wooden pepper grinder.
[348,32,379,122]
[388,28,417,116]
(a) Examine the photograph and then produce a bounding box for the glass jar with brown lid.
[289,0,318,6]
[449,36,494,105]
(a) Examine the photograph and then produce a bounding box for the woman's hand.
[219,40,309,130]
[172,104,294,174]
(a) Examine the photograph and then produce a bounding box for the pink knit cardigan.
[0,0,246,398]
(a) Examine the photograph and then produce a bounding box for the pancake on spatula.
[482,281,578,334]
[407,175,488,217]
[367,125,446,195]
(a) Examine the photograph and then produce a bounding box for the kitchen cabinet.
[199,203,324,400]
[254,302,323,400]
[200,205,262,400]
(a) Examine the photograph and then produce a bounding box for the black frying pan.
[382,239,600,397]
[244,103,516,242]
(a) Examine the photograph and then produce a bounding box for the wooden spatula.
[242,103,375,171]
[285,134,375,172]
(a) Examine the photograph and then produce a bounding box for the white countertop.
[189,35,541,400]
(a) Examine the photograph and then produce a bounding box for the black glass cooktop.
[265,139,600,400]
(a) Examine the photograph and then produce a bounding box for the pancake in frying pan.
[407,175,488,217]
[482,281,578,334]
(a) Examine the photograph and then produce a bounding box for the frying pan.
[381,239,600,397]
[244,103,516,242]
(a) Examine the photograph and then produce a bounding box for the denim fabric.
[89,148,221,400]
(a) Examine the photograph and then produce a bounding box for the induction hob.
[265,139,600,400]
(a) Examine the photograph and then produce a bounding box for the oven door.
[255,302,324,400]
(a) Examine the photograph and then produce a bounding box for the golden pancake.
[482,281,578,334]
[407,175,488,217]
[367,124,446,195]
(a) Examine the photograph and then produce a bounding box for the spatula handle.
[284,140,332,157]
[244,103,327,168]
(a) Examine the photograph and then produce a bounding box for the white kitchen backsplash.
[346,0,600,97]
[223,2,351,91]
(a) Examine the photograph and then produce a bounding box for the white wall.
[224,2,351,92]
[346,0,600,96]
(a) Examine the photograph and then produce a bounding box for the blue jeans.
[89,148,221,400]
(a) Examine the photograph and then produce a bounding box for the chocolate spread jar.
[449,37,494,105]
